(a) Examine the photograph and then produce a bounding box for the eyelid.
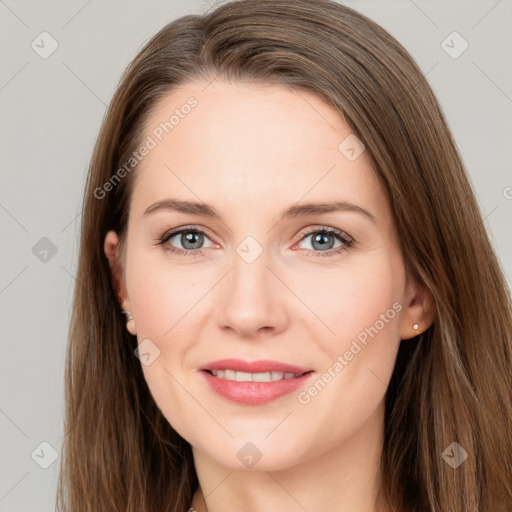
[157,224,354,257]
[295,225,353,243]
[293,226,353,255]
[158,225,215,246]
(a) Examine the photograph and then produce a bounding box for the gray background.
[1,0,511,510]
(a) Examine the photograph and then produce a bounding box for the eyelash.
[156,225,354,259]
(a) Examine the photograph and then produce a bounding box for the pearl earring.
[122,310,137,335]
[413,323,419,330]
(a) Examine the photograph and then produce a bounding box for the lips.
[198,359,315,405]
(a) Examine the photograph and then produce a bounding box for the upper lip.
[199,359,312,375]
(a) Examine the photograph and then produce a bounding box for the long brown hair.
[56,1,512,510]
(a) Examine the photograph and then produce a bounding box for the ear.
[104,230,136,335]
[400,273,435,340]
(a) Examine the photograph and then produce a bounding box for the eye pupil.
[182,231,203,249]
[312,232,335,251]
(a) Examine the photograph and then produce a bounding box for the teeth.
[209,370,303,382]
[224,369,236,380]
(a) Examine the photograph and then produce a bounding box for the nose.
[215,244,289,339]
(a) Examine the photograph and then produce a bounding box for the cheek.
[125,253,215,400]
[126,260,203,432]
[299,255,405,411]
[300,256,404,345]
[126,251,204,337]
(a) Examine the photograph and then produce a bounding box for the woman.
[56,0,512,511]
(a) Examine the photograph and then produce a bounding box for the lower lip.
[200,370,314,405]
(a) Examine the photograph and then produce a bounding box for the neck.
[190,399,393,512]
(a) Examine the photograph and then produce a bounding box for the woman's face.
[107,79,421,471]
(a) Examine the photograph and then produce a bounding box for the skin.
[104,79,435,512]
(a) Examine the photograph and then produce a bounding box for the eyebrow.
[143,198,377,224]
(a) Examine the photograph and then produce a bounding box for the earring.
[122,310,136,335]
[412,323,419,330]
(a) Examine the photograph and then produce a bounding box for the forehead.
[130,79,385,219]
